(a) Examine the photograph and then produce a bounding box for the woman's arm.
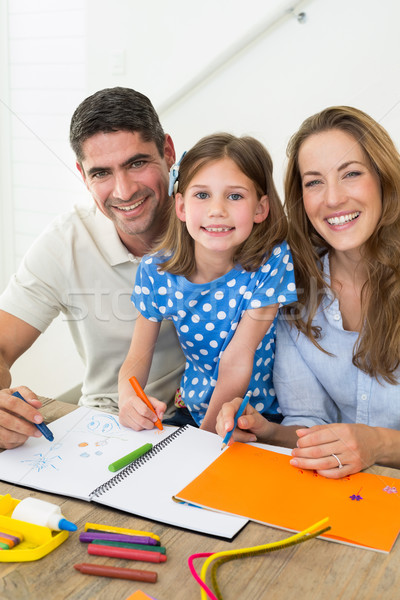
[290,422,400,478]
[200,304,279,433]
[118,314,163,430]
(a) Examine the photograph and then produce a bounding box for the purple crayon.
[79,531,159,545]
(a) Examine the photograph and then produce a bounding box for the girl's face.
[298,129,382,259]
[175,157,269,262]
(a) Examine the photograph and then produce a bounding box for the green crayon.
[108,443,153,472]
[92,539,166,554]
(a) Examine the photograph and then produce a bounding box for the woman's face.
[298,129,382,257]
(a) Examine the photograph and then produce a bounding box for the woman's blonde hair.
[155,132,287,276]
[284,105,400,383]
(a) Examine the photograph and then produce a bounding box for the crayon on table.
[221,390,253,450]
[108,443,153,472]
[84,522,160,542]
[92,540,166,554]
[74,563,157,583]
[0,530,24,543]
[88,544,167,563]
[12,391,54,441]
[129,376,163,430]
[80,531,158,545]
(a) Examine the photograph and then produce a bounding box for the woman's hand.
[290,423,384,478]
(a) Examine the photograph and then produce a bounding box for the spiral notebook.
[0,407,246,539]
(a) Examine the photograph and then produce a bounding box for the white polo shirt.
[0,204,185,412]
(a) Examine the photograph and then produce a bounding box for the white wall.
[2,0,400,399]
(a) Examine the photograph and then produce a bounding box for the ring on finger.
[331,453,343,469]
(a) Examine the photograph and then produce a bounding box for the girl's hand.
[290,423,383,478]
[216,397,272,443]
[119,392,166,431]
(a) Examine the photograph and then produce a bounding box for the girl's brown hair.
[283,105,400,384]
[155,132,287,275]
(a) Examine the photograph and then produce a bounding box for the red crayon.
[74,562,157,582]
[88,543,167,563]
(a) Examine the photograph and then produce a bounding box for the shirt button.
[361,393,367,401]
[333,313,341,321]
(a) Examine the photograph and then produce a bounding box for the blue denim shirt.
[274,256,400,428]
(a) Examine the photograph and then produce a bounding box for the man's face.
[77,130,175,254]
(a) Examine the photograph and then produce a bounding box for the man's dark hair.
[70,87,165,163]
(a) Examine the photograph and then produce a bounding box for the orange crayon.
[129,376,163,431]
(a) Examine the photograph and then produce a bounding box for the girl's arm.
[200,304,279,433]
[118,314,163,431]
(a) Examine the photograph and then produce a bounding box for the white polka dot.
[227,279,236,287]
[253,388,260,396]
[211,379,217,386]
[203,378,208,385]
[277,294,286,303]
[277,406,282,413]
[220,331,228,339]
[273,247,281,256]
[149,317,158,322]
[263,373,270,381]
[231,322,238,330]
[266,288,274,297]
[191,314,200,323]
[215,291,224,300]
[167,299,173,307]
[229,299,237,308]
[210,340,218,348]
[243,291,252,300]
[192,354,199,360]
[186,340,194,347]
[159,306,166,314]
[175,291,183,299]
[139,301,146,311]
[204,364,212,371]
[134,285,141,294]
[251,299,261,308]
[255,402,264,411]
[271,268,278,276]
[167,279,172,287]
[217,311,226,319]
[261,264,271,273]
[141,286,150,295]
[149,276,154,284]
[192,377,199,385]
[200,402,208,409]
[283,254,289,264]
[255,372,260,381]
[205,322,215,331]
[239,285,247,294]
[180,325,189,333]
[286,262,294,271]
[199,390,205,398]
[203,303,212,312]
[200,349,208,355]
[145,257,153,264]
[158,286,167,295]
[194,333,203,341]
[178,310,186,318]
[269,389,276,396]
[256,358,262,367]
[188,390,195,398]
[264,358,271,366]
[287,282,296,291]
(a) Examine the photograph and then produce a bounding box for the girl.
[216,107,400,476]
[118,133,297,433]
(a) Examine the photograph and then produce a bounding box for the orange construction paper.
[124,591,157,600]
[176,442,400,553]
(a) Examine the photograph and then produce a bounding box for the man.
[0,87,185,449]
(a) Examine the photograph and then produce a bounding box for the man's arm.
[0,310,45,449]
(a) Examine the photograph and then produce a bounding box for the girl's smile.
[175,157,269,271]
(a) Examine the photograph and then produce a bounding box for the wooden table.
[0,400,399,600]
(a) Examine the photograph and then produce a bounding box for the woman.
[216,106,400,478]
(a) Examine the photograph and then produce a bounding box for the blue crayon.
[13,391,54,441]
